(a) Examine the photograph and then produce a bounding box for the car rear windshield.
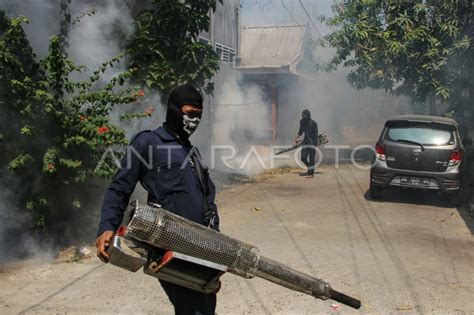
[384,122,456,146]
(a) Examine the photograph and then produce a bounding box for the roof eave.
[234,64,292,74]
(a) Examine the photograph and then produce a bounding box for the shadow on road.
[364,188,454,208]
[456,206,474,235]
[364,188,474,234]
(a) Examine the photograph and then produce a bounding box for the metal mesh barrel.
[124,201,331,300]
[125,201,260,278]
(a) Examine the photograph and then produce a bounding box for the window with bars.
[215,42,235,62]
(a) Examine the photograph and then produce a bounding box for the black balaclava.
[163,84,203,144]
[302,109,311,123]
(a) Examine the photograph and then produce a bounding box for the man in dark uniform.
[294,109,319,178]
[95,84,219,315]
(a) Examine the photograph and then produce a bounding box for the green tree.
[127,0,221,98]
[321,1,473,134]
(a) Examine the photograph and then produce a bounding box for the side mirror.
[463,137,473,146]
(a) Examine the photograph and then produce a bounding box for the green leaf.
[59,158,82,168]
[20,126,32,135]
[8,154,34,172]
[72,199,81,208]
[26,201,34,211]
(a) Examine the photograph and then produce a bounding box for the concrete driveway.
[1,165,473,314]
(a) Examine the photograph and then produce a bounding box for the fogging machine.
[107,200,361,309]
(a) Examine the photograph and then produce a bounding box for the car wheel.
[369,182,384,200]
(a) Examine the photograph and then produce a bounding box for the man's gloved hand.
[96,230,114,263]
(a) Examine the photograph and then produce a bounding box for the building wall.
[200,0,240,52]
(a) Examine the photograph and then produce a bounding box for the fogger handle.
[329,289,361,309]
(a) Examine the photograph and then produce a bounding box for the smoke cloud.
[68,1,134,81]
[212,74,269,146]
[0,177,53,263]
[210,71,271,175]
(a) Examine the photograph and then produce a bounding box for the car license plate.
[400,176,430,186]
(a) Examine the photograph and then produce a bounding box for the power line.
[297,0,322,38]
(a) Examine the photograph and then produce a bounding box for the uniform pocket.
[156,164,188,195]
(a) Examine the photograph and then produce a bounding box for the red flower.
[143,106,155,117]
[130,89,144,99]
[97,125,110,135]
[47,163,55,170]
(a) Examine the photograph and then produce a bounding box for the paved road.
[1,165,473,314]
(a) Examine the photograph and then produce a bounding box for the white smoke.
[212,73,269,146]
[67,1,134,82]
[203,69,297,175]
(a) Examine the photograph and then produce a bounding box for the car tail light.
[375,143,386,161]
[449,150,462,166]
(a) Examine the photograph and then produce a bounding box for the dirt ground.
[1,164,473,314]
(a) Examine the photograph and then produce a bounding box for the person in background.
[295,109,319,178]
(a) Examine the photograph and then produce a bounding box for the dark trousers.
[160,280,216,315]
[301,146,316,175]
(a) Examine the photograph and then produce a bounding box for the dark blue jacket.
[97,127,218,236]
